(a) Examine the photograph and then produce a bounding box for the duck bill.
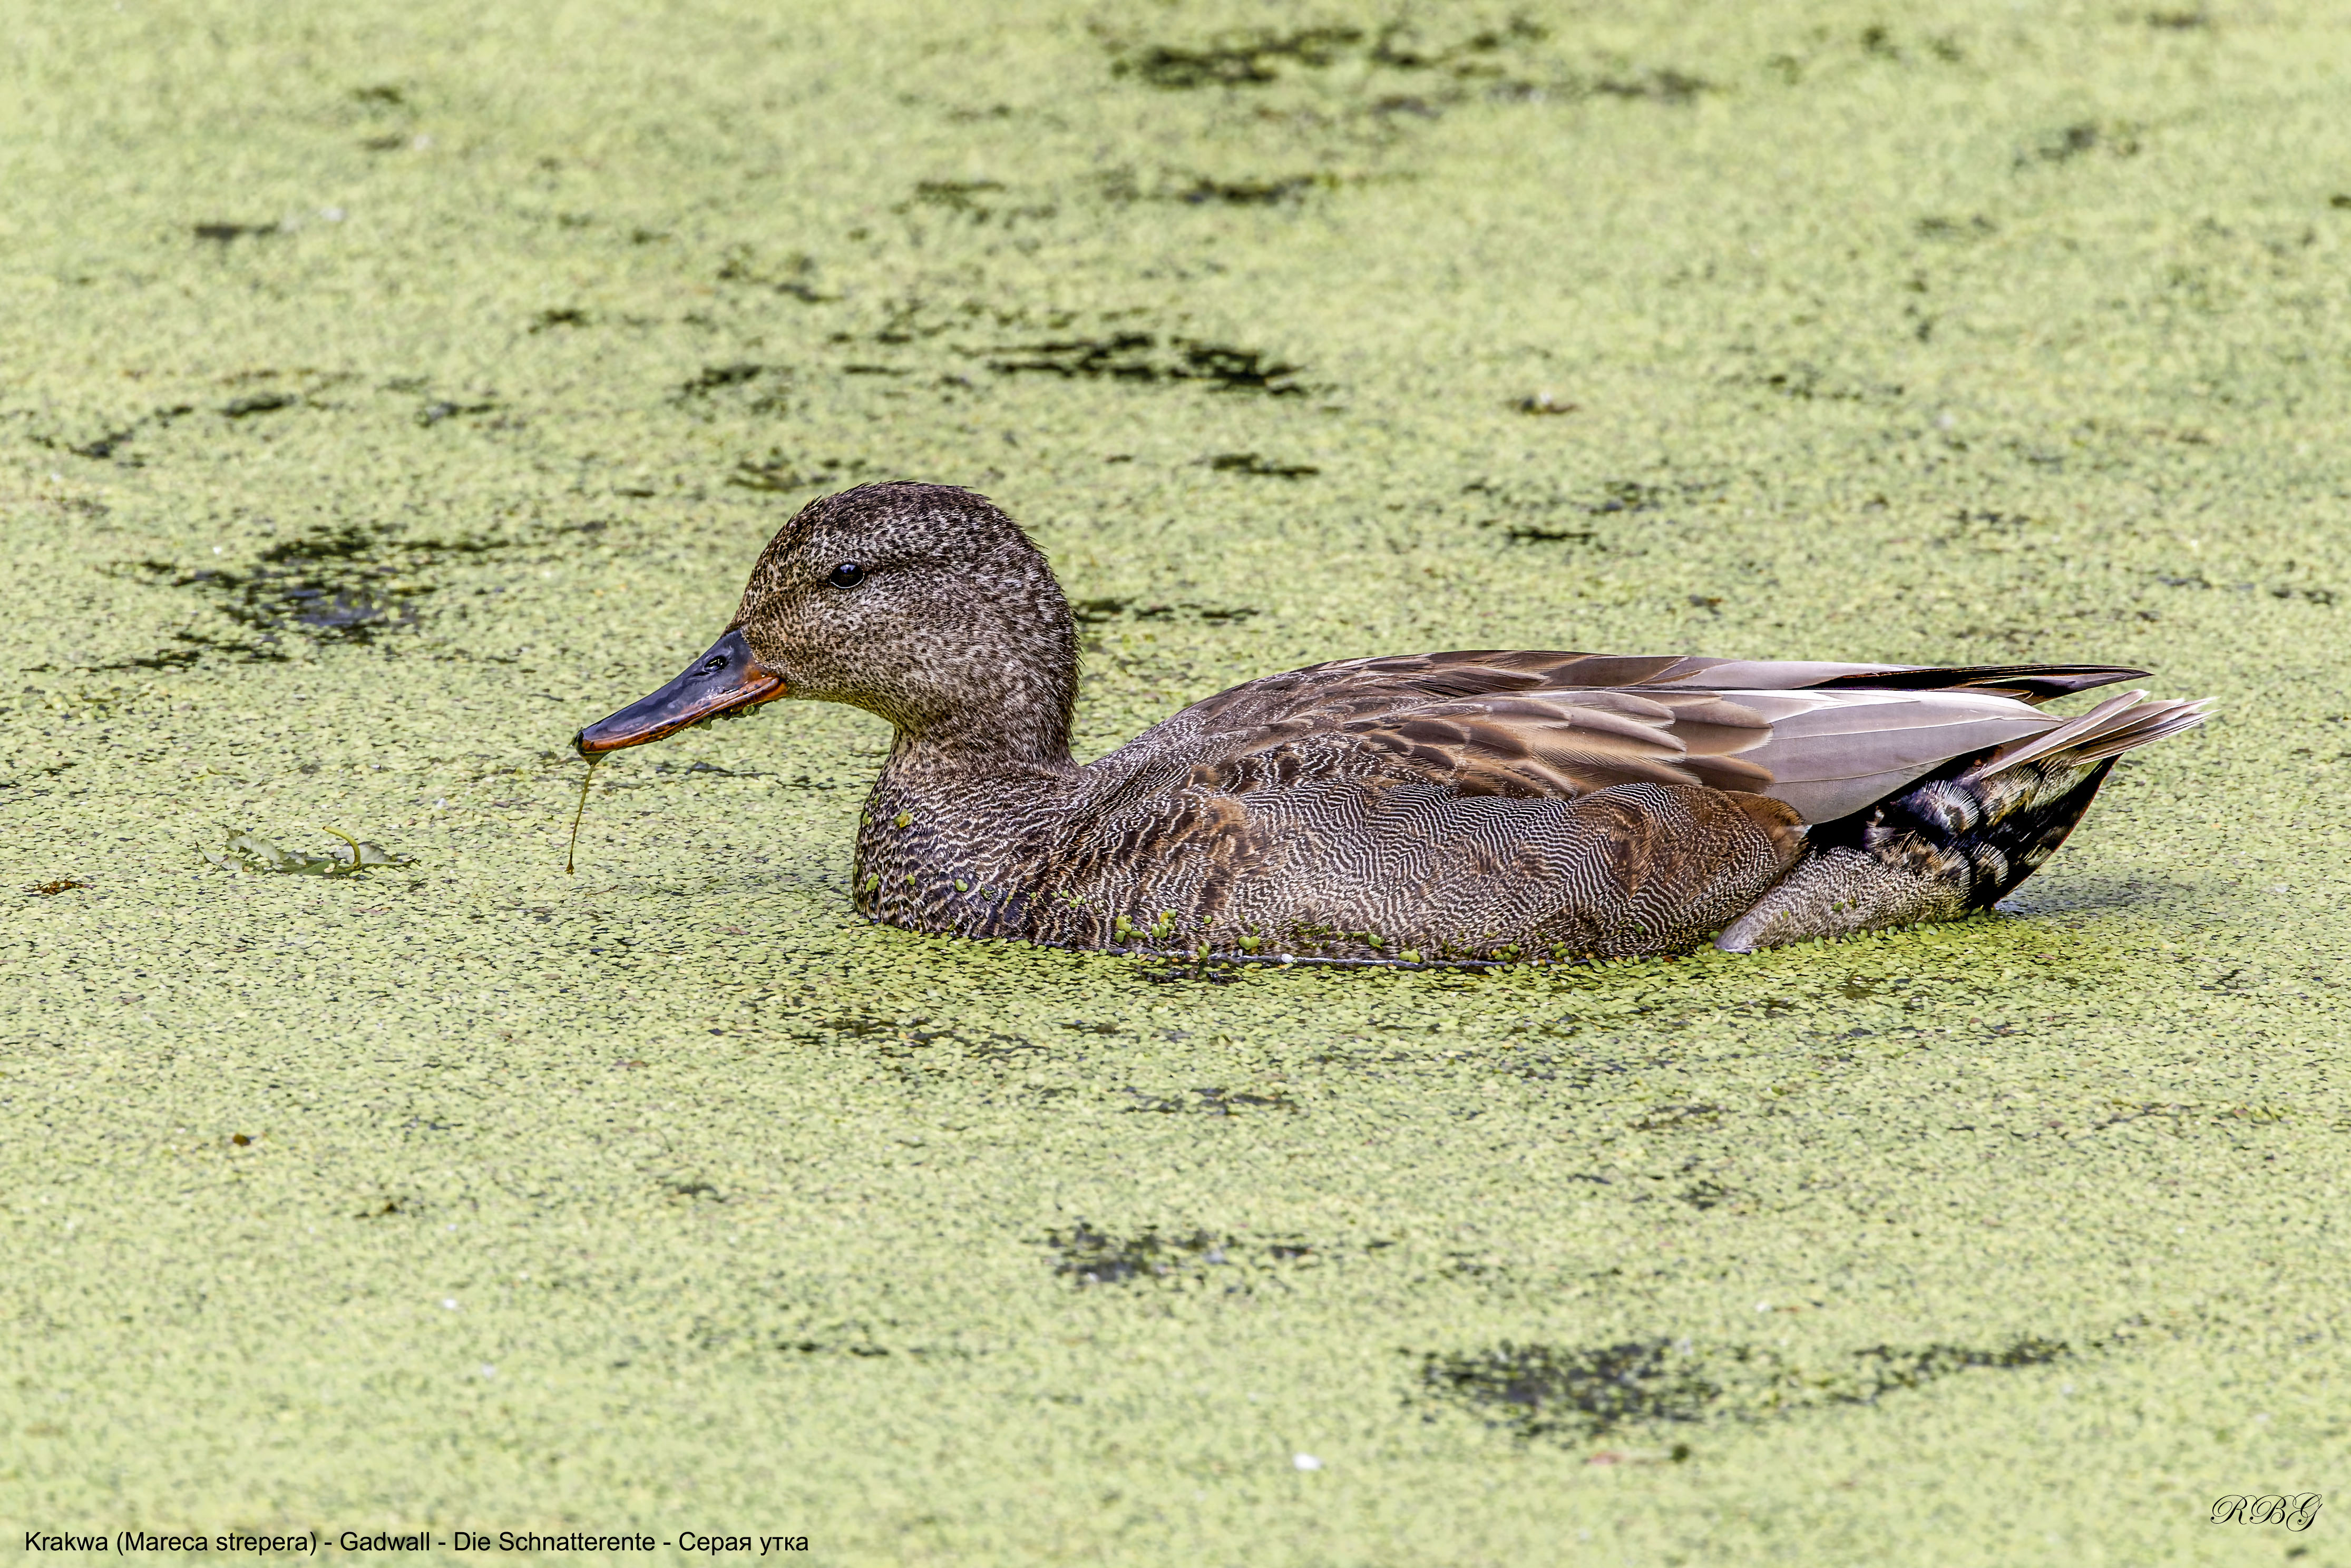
[574,629,788,756]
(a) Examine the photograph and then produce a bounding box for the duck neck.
[854,706,1079,937]
[846,617,1081,934]
[877,694,1077,790]
[867,684,1077,841]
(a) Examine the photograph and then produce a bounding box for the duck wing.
[1101,651,2155,824]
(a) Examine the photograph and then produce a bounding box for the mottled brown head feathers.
[729,482,1078,767]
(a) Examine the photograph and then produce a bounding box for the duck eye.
[825,562,865,589]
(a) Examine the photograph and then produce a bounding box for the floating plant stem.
[317,824,365,872]
[565,755,601,875]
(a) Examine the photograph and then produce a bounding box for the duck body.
[578,484,2207,961]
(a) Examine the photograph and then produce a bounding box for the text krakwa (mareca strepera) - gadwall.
[578,482,2207,963]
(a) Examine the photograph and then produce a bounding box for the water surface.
[3,1,2346,1560]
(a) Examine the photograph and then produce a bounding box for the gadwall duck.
[578,483,2207,962]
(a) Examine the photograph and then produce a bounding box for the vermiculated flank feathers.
[575,484,2209,962]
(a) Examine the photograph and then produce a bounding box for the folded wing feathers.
[1365,704,1711,796]
[1300,652,2148,703]
[1645,659,1931,691]
[1175,652,2200,820]
[1322,686,2083,819]
[1807,662,2151,702]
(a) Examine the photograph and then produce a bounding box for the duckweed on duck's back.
[3,0,2348,1559]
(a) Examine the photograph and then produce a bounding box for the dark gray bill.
[574,629,787,755]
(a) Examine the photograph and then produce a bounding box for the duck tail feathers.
[1718,688,2207,951]
[1964,691,2211,781]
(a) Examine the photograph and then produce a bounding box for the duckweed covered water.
[3,1,2347,1561]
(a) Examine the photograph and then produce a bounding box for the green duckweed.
[1,0,2346,1561]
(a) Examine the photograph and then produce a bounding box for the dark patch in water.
[728,452,872,492]
[649,759,766,778]
[96,629,243,671]
[1043,1222,1317,1286]
[193,222,278,243]
[715,246,832,302]
[1462,475,1716,544]
[1072,597,1262,635]
[1101,19,1711,121]
[894,180,1056,226]
[2021,122,2137,166]
[1179,175,1325,205]
[1916,214,1997,240]
[36,402,196,462]
[1048,1222,1224,1283]
[116,530,417,656]
[1168,342,1304,393]
[1121,1085,1298,1114]
[1370,18,1548,70]
[1069,597,1129,625]
[1504,522,1596,545]
[700,1321,905,1360]
[1115,27,1367,89]
[416,398,499,427]
[1591,69,1708,103]
[1110,18,1549,92]
[1849,26,1963,65]
[222,391,297,418]
[1846,1337,2068,1394]
[987,333,1305,395]
[1585,481,1674,514]
[808,1014,1043,1065]
[66,427,136,459]
[1755,363,1904,402]
[1418,1335,2072,1442]
[1104,171,1331,205]
[986,331,1158,381]
[910,179,1000,209]
[679,362,765,397]
[529,307,590,332]
[1419,1340,1718,1440]
[1630,1102,1724,1132]
[0,759,77,790]
[1679,1178,1738,1210]
[109,517,595,663]
[1207,452,1319,478]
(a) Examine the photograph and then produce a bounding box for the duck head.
[575,482,1078,766]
